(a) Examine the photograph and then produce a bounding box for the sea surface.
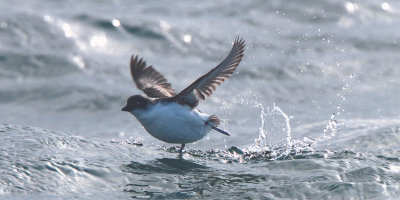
[1,0,400,199]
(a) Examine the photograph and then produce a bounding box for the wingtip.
[172,36,246,104]
[130,55,140,68]
[232,37,246,59]
[130,55,138,63]
[128,54,177,98]
[234,36,246,47]
[130,55,134,64]
[130,55,147,70]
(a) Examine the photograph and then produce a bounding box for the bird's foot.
[178,144,185,154]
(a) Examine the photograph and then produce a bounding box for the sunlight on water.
[183,34,192,43]
[42,14,117,52]
[345,2,358,14]
[43,15,86,51]
[111,19,120,27]
[62,23,73,38]
[160,20,171,32]
[43,15,54,23]
[90,34,108,47]
[381,2,391,12]
[72,56,85,69]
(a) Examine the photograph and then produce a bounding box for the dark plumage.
[173,37,245,107]
[128,37,245,108]
[130,56,176,98]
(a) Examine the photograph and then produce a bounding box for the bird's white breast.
[131,102,212,144]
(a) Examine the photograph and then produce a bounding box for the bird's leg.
[179,144,185,154]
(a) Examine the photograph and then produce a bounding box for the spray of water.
[318,75,354,142]
[254,103,293,155]
[218,91,315,160]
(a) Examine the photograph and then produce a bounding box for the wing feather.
[174,37,245,107]
[130,55,176,98]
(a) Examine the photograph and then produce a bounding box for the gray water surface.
[1,0,400,199]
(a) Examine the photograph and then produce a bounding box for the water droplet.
[72,56,85,69]
[160,21,171,32]
[183,34,192,43]
[90,34,107,47]
[381,2,390,12]
[112,19,120,27]
[43,15,54,23]
[62,23,73,38]
[345,2,358,13]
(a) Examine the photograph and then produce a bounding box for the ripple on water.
[2,122,400,199]
[0,124,133,196]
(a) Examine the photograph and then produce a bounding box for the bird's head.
[121,95,151,113]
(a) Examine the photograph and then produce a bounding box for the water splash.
[219,94,313,160]
[318,75,354,142]
[254,103,293,153]
[252,102,317,160]
[321,113,338,141]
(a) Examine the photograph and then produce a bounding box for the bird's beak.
[121,105,129,112]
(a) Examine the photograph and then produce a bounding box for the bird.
[122,37,245,153]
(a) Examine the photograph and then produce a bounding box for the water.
[1,0,400,199]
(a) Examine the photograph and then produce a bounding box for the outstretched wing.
[174,37,245,107]
[130,55,176,98]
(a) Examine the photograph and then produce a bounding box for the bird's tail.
[212,126,230,136]
[207,115,230,136]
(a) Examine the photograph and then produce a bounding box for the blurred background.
[1,0,399,143]
[1,0,400,198]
